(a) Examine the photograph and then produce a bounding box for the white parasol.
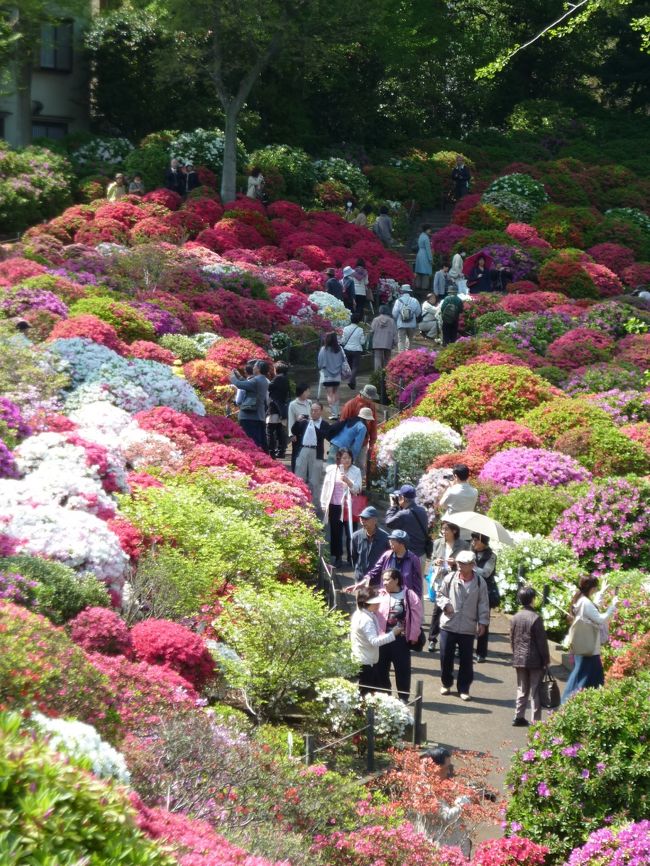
[444,511,515,547]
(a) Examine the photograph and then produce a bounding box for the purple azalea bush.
[0,572,38,605]
[496,311,575,355]
[398,373,440,409]
[565,820,650,866]
[0,287,69,318]
[0,438,19,479]
[479,447,590,490]
[0,397,32,447]
[584,389,650,425]
[483,243,537,282]
[132,302,185,336]
[553,479,650,574]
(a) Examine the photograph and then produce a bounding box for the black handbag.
[540,669,561,709]
[412,628,427,652]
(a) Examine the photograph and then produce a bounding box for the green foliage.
[119,476,284,614]
[555,423,650,476]
[0,602,119,741]
[505,672,650,862]
[475,310,517,334]
[158,333,206,361]
[218,581,358,720]
[393,431,459,484]
[70,297,156,343]
[0,711,174,865]
[365,163,443,208]
[0,554,110,624]
[249,145,317,200]
[521,398,614,446]
[314,157,370,200]
[0,323,69,411]
[488,482,587,536]
[124,133,175,193]
[0,142,73,233]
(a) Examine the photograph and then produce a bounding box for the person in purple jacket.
[349,529,422,597]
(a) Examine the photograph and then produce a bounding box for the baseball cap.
[359,506,378,519]
[456,550,476,564]
[388,529,409,544]
[396,484,416,498]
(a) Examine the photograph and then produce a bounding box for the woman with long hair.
[320,447,362,568]
[317,331,346,420]
[562,575,617,704]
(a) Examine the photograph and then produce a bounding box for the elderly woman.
[373,568,423,702]
[350,588,402,693]
[419,293,440,340]
[321,447,362,568]
[427,522,469,652]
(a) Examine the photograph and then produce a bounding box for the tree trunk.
[15,51,33,147]
[221,105,240,203]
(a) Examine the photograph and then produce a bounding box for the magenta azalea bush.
[564,821,650,866]
[479,447,590,491]
[553,479,650,573]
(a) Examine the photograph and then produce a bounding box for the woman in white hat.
[351,587,402,693]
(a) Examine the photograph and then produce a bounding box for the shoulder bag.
[567,615,599,657]
[540,669,561,709]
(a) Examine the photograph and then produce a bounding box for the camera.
[390,493,399,505]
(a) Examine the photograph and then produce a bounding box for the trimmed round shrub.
[521,398,614,446]
[69,607,133,657]
[415,364,556,431]
[505,672,650,861]
[69,297,156,343]
[479,447,590,491]
[464,420,543,460]
[0,602,118,739]
[0,554,110,624]
[554,423,650,476]
[545,328,615,370]
[553,479,650,574]
[0,711,174,865]
[488,483,586,535]
[538,257,598,299]
[130,618,216,690]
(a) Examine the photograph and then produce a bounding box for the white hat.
[343,266,354,278]
[358,407,374,421]
[456,550,476,564]
[399,284,412,293]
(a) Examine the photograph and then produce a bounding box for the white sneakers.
[459,693,471,701]
[440,686,451,695]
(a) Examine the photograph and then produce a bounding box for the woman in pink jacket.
[373,568,423,703]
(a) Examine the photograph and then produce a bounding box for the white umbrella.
[443,511,515,547]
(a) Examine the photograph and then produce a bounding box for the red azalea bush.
[464,419,543,460]
[89,653,199,731]
[312,823,469,866]
[142,188,182,210]
[128,340,176,364]
[616,333,650,369]
[431,225,472,257]
[107,516,145,561]
[135,407,209,451]
[293,244,330,271]
[581,262,624,297]
[280,230,331,257]
[499,292,566,315]
[466,351,531,368]
[164,209,209,238]
[69,606,134,657]
[472,836,549,866]
[506,279,540,294]
[505,223,551,250]
[606,631,650,681]
[48,314,128,354]
[183,197,224,224]
[182,442,258,475]
[206,336,271,369]
[131,217,184,245]
[430,449,488,476]
[267,200,305,223]
[538,257,598,299]
[0,258,47,286]
[621,421,650,455]
[197,220,266,252]
[621,262,650,286]
[74,218,129,246]
[223,194,266,214]
[451,193,482,220]
[546,327,615,370]
[95,201,147,227]
[188,289,279,333]
[586,242,636,276]
[130,619,216,690]
[222,208,277,244]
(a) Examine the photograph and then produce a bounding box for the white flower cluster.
[482,190,538,223]
[316,677,362,732]
[376,418,461,469]
[605,207,650,235]
[363,692,413,740]
[32,713,130,784]
[308,291,351,328]
[169,128,248,173]
[192,332,222,352]
[415,467,455,522]
[72,137,133,167]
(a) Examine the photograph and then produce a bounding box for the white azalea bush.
[377,418,461,485]
[315,678,413,747]
[169,128,248,174]
[482,191,538,223]
[308,291,351,328]
[71,136,133,169]
[605,207,650,235]
[495,534,581,637]
[313,157,370,200]
[32,713,130,784]
[484,173,549,209]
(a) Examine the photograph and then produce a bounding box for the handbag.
[567,616,599,657]
[340,358,352,381]
[540,669,561,709]
[412,628,427,652]
[343,493,369,522]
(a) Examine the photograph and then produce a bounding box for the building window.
[32,121,69,140]
[39,21,74,72]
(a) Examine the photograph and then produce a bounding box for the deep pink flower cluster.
[142,188,182,210]
[130,618,216,690]
[48,313,128,354]
[586,243,636,276]
[546,328,615,370]
[473,836,549,866]
[135,406,209,452]
[564,820,650,866]
[616,333,650,369]
[499,292,567,315]
[0,257,47,286]
[69,606,134,657]
[386,348,438,397]
[107,516,145,561]
[505,223,551,250]
[430,225,472,256]
[581,262,624,297]
[128,340,176,364]
[479,446,590,490]
[464,420,543,460]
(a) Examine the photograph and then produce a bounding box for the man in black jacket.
[385,484,431,574]
[451,156,471,199]
[165,158,184,195]
[292,401,330,513]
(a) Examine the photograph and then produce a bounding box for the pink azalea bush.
[69,606,134,657]
[546,328,615,370]
[130,618,216,690]
[464,420,543,461]
[431,225,472,257]
[585,243,636,276]
[479,447,590,490]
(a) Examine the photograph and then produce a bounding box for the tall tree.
[155,0,377,200]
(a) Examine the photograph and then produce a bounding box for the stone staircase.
[399,207,452,270]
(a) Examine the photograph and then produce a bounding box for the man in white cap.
[392,284,421,352]
[436,549,490,701]
[341,266,356,311]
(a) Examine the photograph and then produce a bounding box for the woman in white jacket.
[350,588,402,692]
[321,448,362,568]
[562,575,617,704]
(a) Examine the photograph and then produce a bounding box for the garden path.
[289,350,567,786]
